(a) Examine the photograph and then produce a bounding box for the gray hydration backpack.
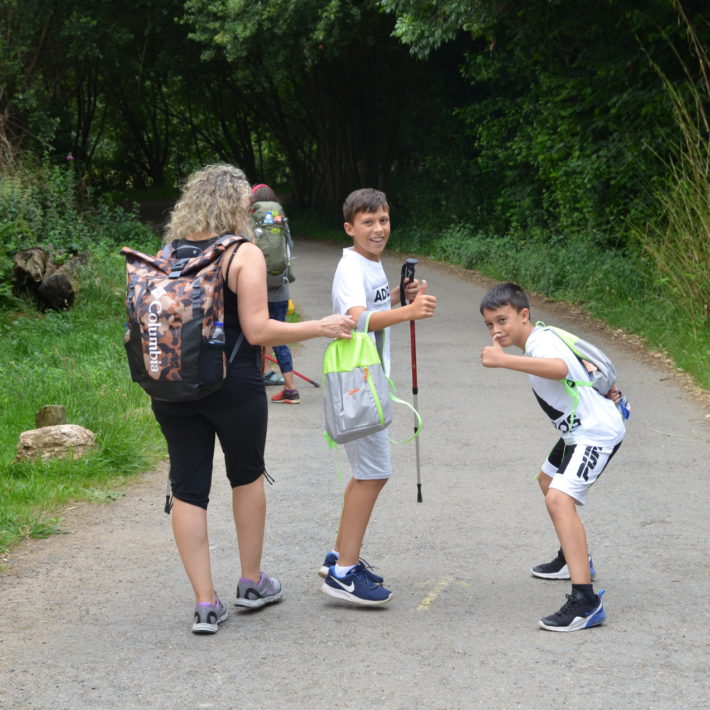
[322,312,420,445]
[537,322,617,395]
[536,322,631,422]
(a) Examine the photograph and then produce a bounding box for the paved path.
[1,239,709,709]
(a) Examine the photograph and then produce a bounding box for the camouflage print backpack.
[250,200,290,276]
[120,235,246,402]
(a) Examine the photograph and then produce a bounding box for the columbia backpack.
[250,200,290,276]
[322,313,421,445]
[120,235,246,402]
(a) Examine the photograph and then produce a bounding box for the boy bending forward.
[319,188,437,605]
[480,282,624,631]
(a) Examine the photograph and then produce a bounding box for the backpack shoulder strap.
[223,237,248,276]
[356,311,385,363]
[223,238,249,365]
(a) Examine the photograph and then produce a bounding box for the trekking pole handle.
[399,258,418,307]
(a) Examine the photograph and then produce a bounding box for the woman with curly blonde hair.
[152,163,354,635]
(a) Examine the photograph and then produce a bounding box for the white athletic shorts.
[344,428,391,480]
[540,438,622,506]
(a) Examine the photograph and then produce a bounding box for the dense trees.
[1,0,707,237]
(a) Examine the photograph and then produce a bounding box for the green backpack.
[250,200,290,276]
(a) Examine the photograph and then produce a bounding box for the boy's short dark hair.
[480,282,530,314]
[343,188,389,224]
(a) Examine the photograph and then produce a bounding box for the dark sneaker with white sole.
[539,589,606,631]
[235,572,283,608]
[321,562,392,606]
[317,553,384,584]
[531,549,596,580]
[192,594,228,634]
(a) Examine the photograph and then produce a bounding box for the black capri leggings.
[152,372,268,509]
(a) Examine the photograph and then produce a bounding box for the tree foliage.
[0,0,707,237]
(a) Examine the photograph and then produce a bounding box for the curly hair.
[164,164,253,243]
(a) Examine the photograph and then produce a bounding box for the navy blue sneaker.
[321,563,393,606]
[317,554,384,584]
[539,589,606,632]
[318,552,385,584]
[318,552,339,579]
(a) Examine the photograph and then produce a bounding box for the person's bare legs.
[171,497,216,603]
[544,488,592,584]
[232,476,266,582]
[537,471,552,496]
[283,371,297,391]
[334,478,387,567]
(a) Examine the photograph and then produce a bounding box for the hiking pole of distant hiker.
[400,258,422,502]
[262,351,321,388]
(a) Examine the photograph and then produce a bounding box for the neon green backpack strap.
[536,320,593,427]
[386,378,423,445]
[359,312,422,445]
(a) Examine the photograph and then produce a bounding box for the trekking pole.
[262,352,320,388]
[400,258,422,502]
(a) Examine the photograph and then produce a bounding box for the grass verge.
[0,239,165,556]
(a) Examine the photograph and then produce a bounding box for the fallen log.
[12,246,89,310]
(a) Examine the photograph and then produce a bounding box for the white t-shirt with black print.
[524,325,625,447]
[332,247,391,375]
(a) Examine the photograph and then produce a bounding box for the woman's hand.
[319,314,355,339]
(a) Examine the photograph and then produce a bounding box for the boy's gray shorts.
[344,428,391,480]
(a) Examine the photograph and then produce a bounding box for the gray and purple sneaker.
[192,594,228,634]
[235,572,283,608]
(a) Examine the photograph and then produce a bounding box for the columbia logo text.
[147,300,162,372]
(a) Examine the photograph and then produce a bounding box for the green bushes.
[389,220,709,390]
[634,12,709,336]
[0,162,164,554]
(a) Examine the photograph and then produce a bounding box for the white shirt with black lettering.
[332,247,391,375]
[524,326,625,446]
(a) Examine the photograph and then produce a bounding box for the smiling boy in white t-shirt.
[318,188,437,606]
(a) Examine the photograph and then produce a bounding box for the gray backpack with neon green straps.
[322,312,422,446]
[323,313,392,444]
[537,322,617,395]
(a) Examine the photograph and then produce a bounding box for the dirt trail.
[1,239,708,710]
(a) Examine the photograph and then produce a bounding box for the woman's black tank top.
[173,237,261,371]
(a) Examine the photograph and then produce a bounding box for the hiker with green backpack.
[319,188,437,606]
[480,282,626,632]
[250,183,300,402]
